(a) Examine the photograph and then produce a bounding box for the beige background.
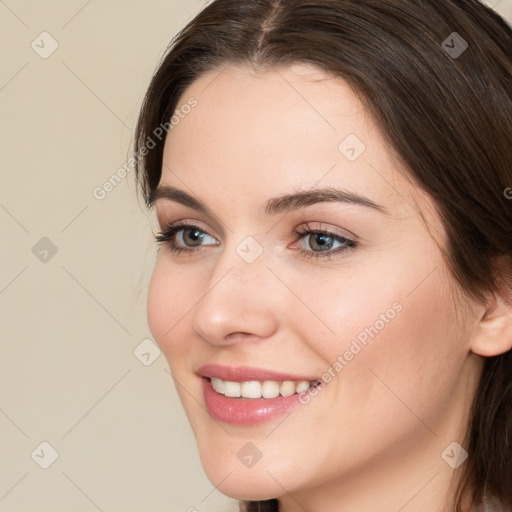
[1,1,511,511]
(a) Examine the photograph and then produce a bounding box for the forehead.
[166,63,372,158]
[161,63,434,224]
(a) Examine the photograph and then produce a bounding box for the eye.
[292,222,357,260]
[154,222,218,255]
[154,221,358,260]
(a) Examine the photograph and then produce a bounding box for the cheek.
[147,264,168,344]
[297,248,466,407]
[147,260,190,361]
[286,264,405,366]
[323,268,466,434]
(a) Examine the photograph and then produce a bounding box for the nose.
[190,243,282,347]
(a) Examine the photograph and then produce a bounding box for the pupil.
[185,228,204,246]
[312,234,333,251]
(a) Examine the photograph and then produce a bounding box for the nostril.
[225,332,259,343]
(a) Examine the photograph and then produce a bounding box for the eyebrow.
[149,185,388,216]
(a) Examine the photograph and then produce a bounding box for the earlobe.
[470,286,512,358]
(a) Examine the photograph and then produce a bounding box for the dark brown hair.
[133,1,512,511]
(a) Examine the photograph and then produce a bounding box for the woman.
[133,1,512,511]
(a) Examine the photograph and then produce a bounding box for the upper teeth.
[210,378,315,398]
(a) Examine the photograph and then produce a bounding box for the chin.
[206,475,280,502]
[198,451,283,500]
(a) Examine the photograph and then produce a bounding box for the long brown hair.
[133,1,512,511]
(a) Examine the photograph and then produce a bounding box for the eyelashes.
[154,221,358,261]
[292,224,357,259]
[154,222,217,256]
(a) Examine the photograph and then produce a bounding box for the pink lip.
[201,377,305,426]
[197,364,318,382]
[197,364,320,426]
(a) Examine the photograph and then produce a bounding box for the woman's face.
[147,64,483,504]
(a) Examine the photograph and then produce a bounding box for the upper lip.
[197,364,318,382]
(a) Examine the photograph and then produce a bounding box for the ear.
[470,256,512,357]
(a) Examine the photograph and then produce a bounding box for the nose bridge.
[190,235,280,344]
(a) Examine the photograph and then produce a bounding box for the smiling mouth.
[206,376,322,399]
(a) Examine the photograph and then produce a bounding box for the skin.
[146,63,512,512]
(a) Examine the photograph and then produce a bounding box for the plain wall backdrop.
[1,1,511,511]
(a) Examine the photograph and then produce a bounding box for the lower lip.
[202,377,304,426]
